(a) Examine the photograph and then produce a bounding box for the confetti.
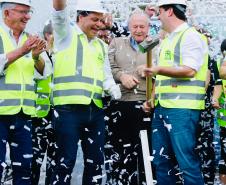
[54,110,59,118]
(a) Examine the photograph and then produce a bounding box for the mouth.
[91,28,99,35]
[135,34,143,37]
[21,20,28,25]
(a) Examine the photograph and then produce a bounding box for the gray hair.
[1,2,16,11]
[1,3,16,18]
[128,9,150,27]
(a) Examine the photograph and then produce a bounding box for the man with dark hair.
[51,0,121,184]
[221,39,226,55]
[144,0,208,184]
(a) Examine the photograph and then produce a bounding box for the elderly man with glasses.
[0,0,52,184]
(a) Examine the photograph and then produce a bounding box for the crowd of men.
[0,0,226,185]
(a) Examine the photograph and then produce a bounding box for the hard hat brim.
[0,0,31,7]
[157,0,187,7]
[76,8,107,14]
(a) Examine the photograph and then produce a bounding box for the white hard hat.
[76,0,106,13]
[158,0,187,7]
[0,0,31,7]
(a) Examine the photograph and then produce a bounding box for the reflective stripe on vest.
[0,98,34,107]
[0,36,3,54]
[155,79,205,87]
[53,32,105,108]
[54,76,103,89]
[159,93,205,100]
[53,89,102,99]
[155,27,207,109]
[0,27,36,115]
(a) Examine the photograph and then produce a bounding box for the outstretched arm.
[52,0,71,49]
[53,0,66,11]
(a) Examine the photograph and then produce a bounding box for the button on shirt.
[167,23,208,72]
[52,8,117,92]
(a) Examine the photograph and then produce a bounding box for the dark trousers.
[31,110,56,185]
[219,126,226,174]
[50,102,105,185]
[197,110,215,185]
[104,100,152,185]
[0,112,32,185]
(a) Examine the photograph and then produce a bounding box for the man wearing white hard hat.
[144,0,208,184]
[0,0,52,184]
[51,0,121,184]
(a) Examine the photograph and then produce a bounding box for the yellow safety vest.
[0,27,36,115]
[216,58,226,126]
[53,31,106,108]
[35,76,52,118]
[155,27,208,109]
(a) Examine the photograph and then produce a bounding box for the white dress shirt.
[167,23,208,72]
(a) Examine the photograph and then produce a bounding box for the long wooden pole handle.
[146,50,152,102]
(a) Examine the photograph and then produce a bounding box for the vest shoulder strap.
[0,35,3,54]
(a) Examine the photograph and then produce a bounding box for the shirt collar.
[1,21,26,38]
[74,23,83,35]
[130,36,140,51]
[168,22,189,40]
[74,23,97,42]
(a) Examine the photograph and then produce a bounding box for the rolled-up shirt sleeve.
[0,54,8,75]
[181,31,208,72]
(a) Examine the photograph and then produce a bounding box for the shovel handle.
[146,50,152,102]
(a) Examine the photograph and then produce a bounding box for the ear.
[78,15,84,23]
[168,7,174,17]
[3,9,10,19]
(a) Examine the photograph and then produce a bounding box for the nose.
[25,13,31,20]
[97,20,104,28]
[136,27,143,33]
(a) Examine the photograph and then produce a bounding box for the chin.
[135,39,143,43]
[19,26,26,32]
[90,32,98,38]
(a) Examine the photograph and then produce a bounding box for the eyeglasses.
[11,9,33,16]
